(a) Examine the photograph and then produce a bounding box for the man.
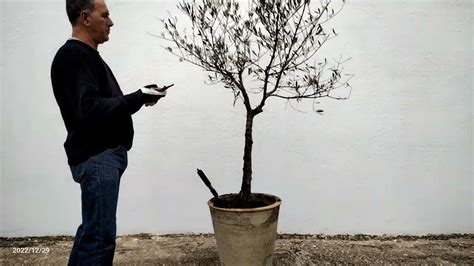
[51,0,169,264]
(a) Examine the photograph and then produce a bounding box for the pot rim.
[207,193,282,213]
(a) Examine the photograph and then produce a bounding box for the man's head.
[66,0,113,46]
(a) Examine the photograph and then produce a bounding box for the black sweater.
[51,40,153,165]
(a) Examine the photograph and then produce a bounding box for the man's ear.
[79,11,91,26]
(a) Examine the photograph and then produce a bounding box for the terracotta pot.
[208,193,282,266]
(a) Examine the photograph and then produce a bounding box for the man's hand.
[141,84,174,106]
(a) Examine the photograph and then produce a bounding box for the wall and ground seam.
[1,0,472,237]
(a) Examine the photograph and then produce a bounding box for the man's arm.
[62,53,158,123]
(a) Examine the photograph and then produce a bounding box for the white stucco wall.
[1,0,472,237]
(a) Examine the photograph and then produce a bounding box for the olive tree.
[158,0,352,205]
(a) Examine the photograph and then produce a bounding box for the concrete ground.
[1,234,473,265]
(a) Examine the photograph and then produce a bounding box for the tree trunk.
[239,112,254,203]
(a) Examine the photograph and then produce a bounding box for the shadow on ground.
[1,234,473,264]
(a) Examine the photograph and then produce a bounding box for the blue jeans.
[68,146,128,266]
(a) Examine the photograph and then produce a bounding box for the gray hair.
[66,0,95,26]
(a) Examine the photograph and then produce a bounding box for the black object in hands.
[197,169,219,198]
[144,84,158,89]
[144,83,174,92]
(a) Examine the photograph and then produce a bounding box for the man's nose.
[108,18,114,27]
